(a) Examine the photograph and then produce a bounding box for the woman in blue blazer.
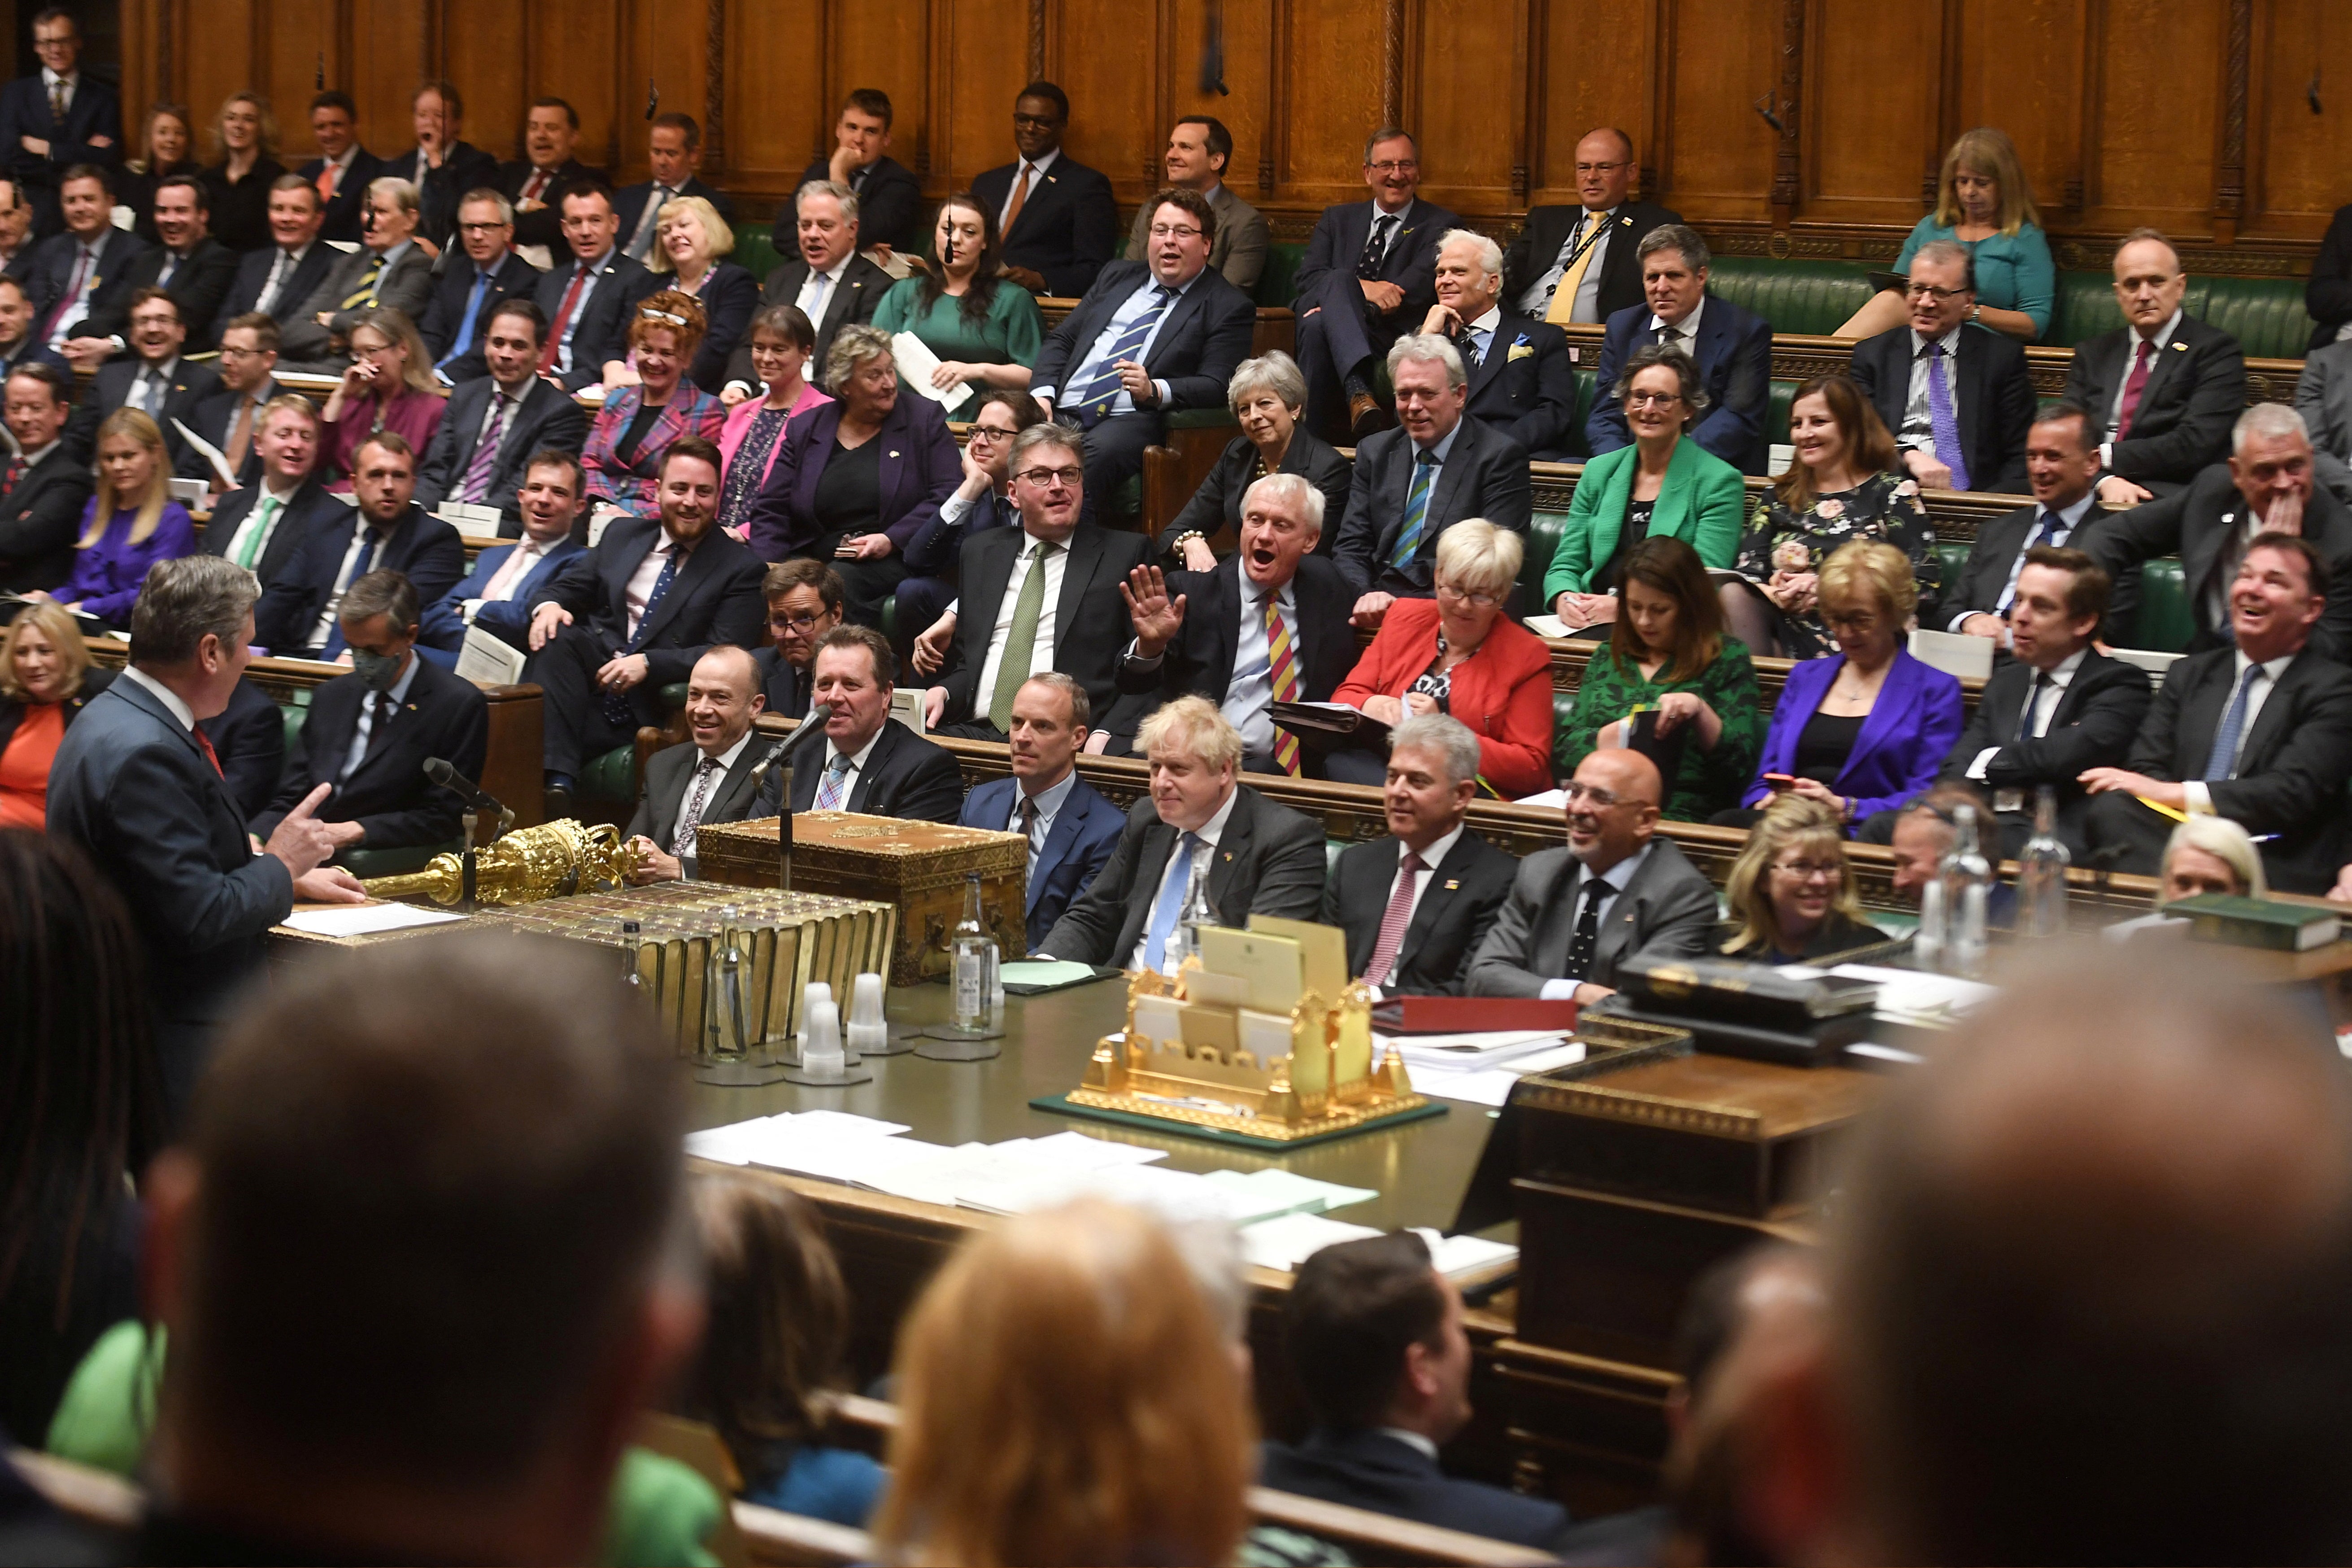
[1737,539,1963,832]
[1544,344,1746,636]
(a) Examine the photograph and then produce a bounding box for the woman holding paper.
[29,411,194,632]
[871,195,1043,422]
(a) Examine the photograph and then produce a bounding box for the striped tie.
[1390,450,1439,569]
[1073,286,1175,418]
[1264,595,1302,775]
[1362,850,1425,989]
[814,753,851,810]
[341,253,385,310]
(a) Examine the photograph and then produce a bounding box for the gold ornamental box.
[695,814,1027,986]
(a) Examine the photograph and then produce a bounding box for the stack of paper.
[1238,1211,1383,1272]
[1827,963,1995,1028]
[1382,1029,1575,1074]
[284,903,467,937]
[1411,1042,1588,1106]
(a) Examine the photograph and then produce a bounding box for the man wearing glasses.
[1848,240,2034,493]
[971,82,1116,298]
[751,557,845,721]
[1293,129,1462,440]
[898,389,1037,671]
[1029,187,1255,523]
[1503,128,1681,331]
[418,189,541,382]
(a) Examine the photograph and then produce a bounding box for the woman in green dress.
[1558,534,1764,822]
[871,194,1045,421]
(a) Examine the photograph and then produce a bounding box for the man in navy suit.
[419,448,588,664]
[720,181,892,397]
[614,113,736,266]
[200,396,343,591]
[219,176,335,332]
[969,82,1117,298]
[1292,129,1463,440]
[1419,228,1576,460]
[1586,224,1775,474]
[1030,187,1256,522]
[773,91,921,263]
[296,91,384,247]
[1503,128,1683,328]
[68,288,218,467]
[45,555,362,1121]
[961,673,1124,952]
[1849,241,2035,495]
[0,360,89,591]
[0,9,121,230]
[897,390,1037,647]
[751,625,965,822]
[537,182,655,391]
[414,299,589,526]
[623,645,771,884]
[498,98,608,254]
[72,174,236,352]
[419,188,541,380]
[22,164,144,351]
[525,436,767,809]
[255,431,466,659]
[1262,1231,1573,1554]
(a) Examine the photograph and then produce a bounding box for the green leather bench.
[2047,270,2313,360]
[1702,258,1877,338]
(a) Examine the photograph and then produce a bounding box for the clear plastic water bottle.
[618,920,643,993]
[1174,868,1215,969]
[1937,806,1991,978]
[2018,785,2072,939]
[704,906,749,1058]
[951,874,995,1032]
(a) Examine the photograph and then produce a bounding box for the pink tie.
[481,542,540,602]
[1363,850,1426,989]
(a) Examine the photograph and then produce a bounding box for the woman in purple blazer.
[34,410,195,632]
[1737,540,1963,832]
[742,325,962,631]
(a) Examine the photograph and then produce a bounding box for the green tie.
[235,495,279,571]
[989,540,1053,732]
[341,254,385,310]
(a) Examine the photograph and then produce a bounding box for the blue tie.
[2202,662,2265,781]
[1074,286,1175,419]
[318,528,383,659]
[602,546,679,723]
[440,268,492,368]
[1997,510,2058,616]
[1144,831,1201,974]
[1391,450,1439,568]
[1924,341,1972,491]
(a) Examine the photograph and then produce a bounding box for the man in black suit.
[0,274,62,375]
[2082,533,2352,893]
[414,299,589,527]
[256,431,466,659]
[525,436,767,806]
[959,672,1128,953]
[897,389,1039,644]
[68,288,219,467]
[1037,696,1326,970]
[1586,224,1774,473]
[774,91,923,264]
[1848,241,2034,494]
[199,672,289,822]
[0,177,34,274]
[499,97,607,253]
[1419,227,1575,459]
[1944,401,2138,645]
[0,360,88,591]
[970,82,1117,298]
[615,113,736,266]
[220,175,335,332]
[1264,1231,1573,1554]
[176,313,283,492]
[419,188,541,380]
[1934,547,2151,859]
[2064,229,2248,504]
[22,164,144,351]
[389,80,500,252]
[45,556,362,1119]
[753,558,844,723]
[532,182,654,392]
[1029,187,1257,519]
[921,424,1157,742]
[1330,334,1534,614]
[2091,403,2352,658]
[296,90,383,247]
[251,569,489,858]
[200,395,340,589]
[1505,127,1681,328]
[720,180,890,398]
[1117,472,1355,775]
[1291,129,1462,439]
[279,176,434,368]
[1324,714,1519,996]
[70,174,235,352]
[0,9,121,230]
[751,625,963,822]
[624,645,771,883]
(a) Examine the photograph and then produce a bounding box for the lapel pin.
[1444,878,1459,890]
[889,450,900,458]
[1222,850,1233,862]
[2171,340,2187,351]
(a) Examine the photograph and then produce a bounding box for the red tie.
[194,727,224,779]
[521,168,550,203]
[539,264,592,373]
[1363,850,1426,989]
[2115,338,2155,443]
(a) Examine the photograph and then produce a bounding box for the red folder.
[1372,996,1581,1034]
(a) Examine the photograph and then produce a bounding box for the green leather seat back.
[579,683,692,806]
[2129,557,2194,653]
[734,227,783,285]
[279,687,310,756]
[1766,380,1796,447]
[2047,270,2313,360]
[1524,510,1570,608]
[1257,242,1308,310]
[1702,258,1875,337]
[1933,540,1970,590]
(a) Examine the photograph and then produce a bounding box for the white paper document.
[456,624,529,686]
[1203,1167,1377,1216]
[1237,1211,1382,1272]
[1523,614,1572,638]
[1412,1042,1589,1106]
[889,331,961,406]
[284,902,467,937]
[1907,628,1996,681]
[171,418,236,488]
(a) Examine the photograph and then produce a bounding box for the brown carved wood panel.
[1531,0,1655,208]
[1653,0,1779,222]
[2244,0,2352,239]
[1801,0,1943,226]
[1951,0,2090,222]
[2076,0,2227,231]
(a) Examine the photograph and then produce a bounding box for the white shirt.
[2201,503,2272,634]
[623,535,684,642]
[256,242,316,316]
[815,725,889,805]
[1128,786,1239,972]
[340,651,420,781]
[1647,295,1705,354]
[128,355,179,416]
[2101,308,2184,468]
[1537,843,1653,1000]
[671,727,755,858]
[1899,323,1965,451]
[793,254,852,322]
[222,475,301,568]
[997,147,1063,231]
[40,67,75,113]
[1968,647,2087,780]
[470,379,527,463]
[1456,303,1501,370]
[549,248,614,369]
[1037,267,1203,415]
[1009,767,1079,882]
[971,533,1067,715]
[119,664,193,732]
[2183,649,2296,814]
[1361,199,1416,273]
[1950,489,2100,632]
[1517,206,1613,321]
[1368,825,1465,997]
[467,536,559,623]
[304,519,395,651]
[1374,1428,1441,1463]
[45,232,107,346]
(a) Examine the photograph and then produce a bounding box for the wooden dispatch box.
[695,813,1028,987]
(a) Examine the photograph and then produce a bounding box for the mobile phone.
[1763,773,1796,791]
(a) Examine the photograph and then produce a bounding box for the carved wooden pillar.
[2212,0,2251,242]
[1028,0,1047,81]
[1509,0,1535,205]
[1768,0,1803,228]
[1380,0,1404,129]
[704,0,727,175]
[1260,0,1287,195]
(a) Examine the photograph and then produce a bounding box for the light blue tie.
[1143,831,1201,973]
[1075,285,1176,416]
[440,269,492,367]
[2202,662,2265,781]
[1390,450,1439,569]
[814,753,851,810]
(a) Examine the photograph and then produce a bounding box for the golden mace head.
[360,819,633,906]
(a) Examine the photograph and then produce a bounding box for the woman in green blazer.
[1544,343,1747,639]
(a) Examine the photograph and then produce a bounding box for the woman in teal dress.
[1836,127,2055,342]
[1559,535,1764,822]
[871,193,1044,421]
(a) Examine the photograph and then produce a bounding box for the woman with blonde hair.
[0,601,110,828]
[1704,794,1886,963]
[1835,127,2054,342]
[873,1198,1254,1566]
[584,290,727,516]
[626,193,758,393]
[30,410,193,631]
[318,306,444,487]
[2162,816,2267,904]
[198,91,285,253]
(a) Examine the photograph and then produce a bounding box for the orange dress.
[0,701,64,829]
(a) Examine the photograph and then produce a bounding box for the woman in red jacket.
[1328,519,1556,797]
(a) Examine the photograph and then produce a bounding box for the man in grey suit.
[278,175,432,369]
[624,645,772,884]
[1126,117,1269,293]
[1467,750,1717,1002]
[2294,337,2352,508]
[1040,696,1327,971]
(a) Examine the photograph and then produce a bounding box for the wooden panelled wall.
[117,0,2352,267]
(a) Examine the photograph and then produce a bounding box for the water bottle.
[618,920,643,993]
[2017,785,2072,939]
[951,873,995,1032]
[1174,868,1216,969]
[704,906,749,1058]
[1936,806,1991,978]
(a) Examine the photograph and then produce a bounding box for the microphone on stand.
[754,707,834,894]
[424,757,515,833]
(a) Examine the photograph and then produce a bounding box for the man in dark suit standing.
[219,176,335,332]
[1037,696,1326,970]
[2082,533,2352,893]
[176,314,284,491]
[296,91,383,247]
[0,360,88,591]
[1418,227,1575,460]
[419,449,588,662]
[526,436,767,810]
[419,189,542,380]
[752,558,844,723]
[774,91,923,264]
[1468,750,1718,1001]
[45,555,362,1119]
[0,9,120,230]
[1586,225,1774,473]
[67,288,218,467]
[1324,715,1518,996]
[1029,187,1256,518]
[2065,230,2248,505]
[720,180,890,398]
[624,646,771,883]
[72,174,235,351]
[1848,241,2034,495]
[255,431,466,659]
[615,113,736,266]
[921,425,1157,743]
[1117,472,1356,775]
[279,177,434,369]
[1944,402,2137,644]
[1330,334,1533,616]
[752,625,963,822]
[389,80,500,253]
[23,165,144,351]
[1505,128,1681,328]
[960,672,1124,952]
[499,98,607,254]
[530,182,654,391]
[251,569,489,859]
[970,82,1117,299]
[200,395,341,590]
[1291,130,1461,439]
[414,299,589,525]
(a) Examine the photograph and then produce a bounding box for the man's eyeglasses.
[1904,282,1968,302]
[1147,224,1204,241]
[1559,780,1626,808]
[458,220,505,234]
[1015,465,1083,488]
[1366,160,1418,175]
[769,612,826,632]
[1433,581,1500,610]
[967,425,1018,443]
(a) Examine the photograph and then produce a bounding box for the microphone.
[424,757,504,815]
[752,706,833,795]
